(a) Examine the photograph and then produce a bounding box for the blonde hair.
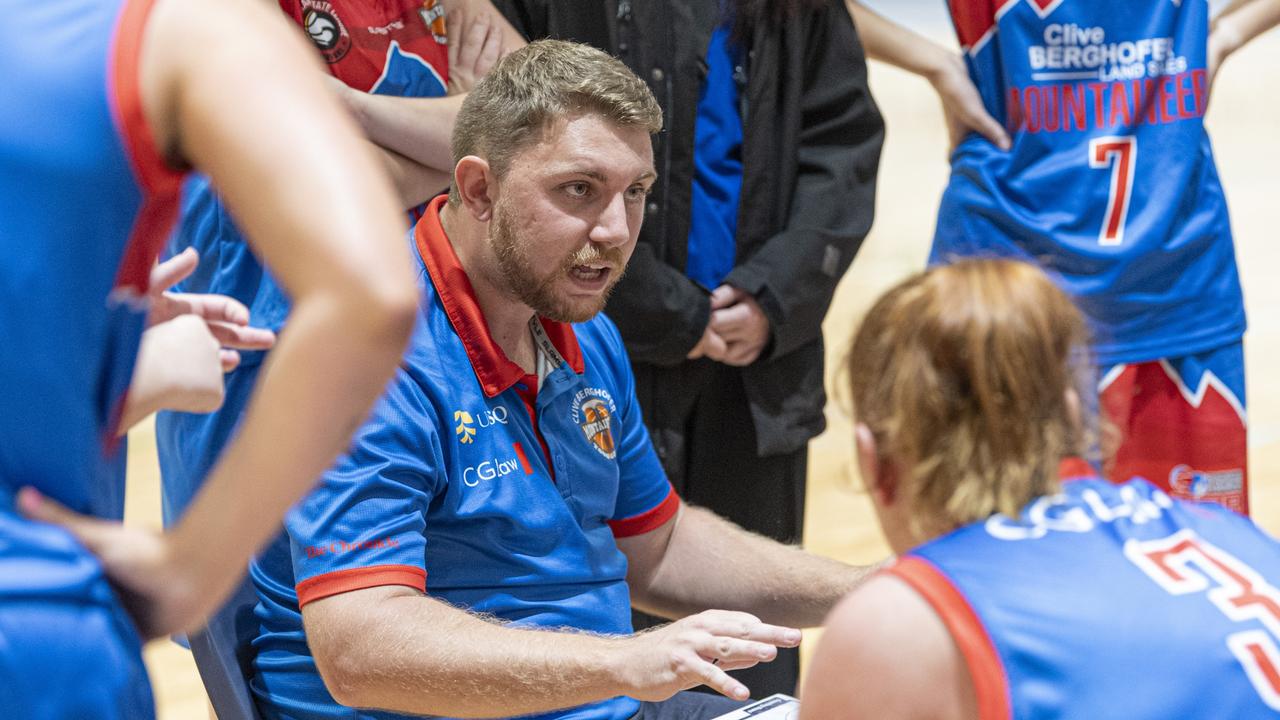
[448,39,663,205]
[846,259,1091,537]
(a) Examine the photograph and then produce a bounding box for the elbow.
[338,268,419,357]
[313,641,379,709]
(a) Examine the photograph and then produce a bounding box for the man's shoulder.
[571,312,632,375]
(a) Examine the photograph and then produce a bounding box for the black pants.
[632,359,808,697]
[629,690,748,719]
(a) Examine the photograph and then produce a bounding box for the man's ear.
[453,155,496,222]
[855,423,897,505]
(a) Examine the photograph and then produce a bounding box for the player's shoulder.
[802,572,975,720]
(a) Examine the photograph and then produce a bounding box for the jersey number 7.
[1126,529,1280,710]
[1089,136,1137,246]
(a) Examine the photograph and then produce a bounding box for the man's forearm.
[309,591,632,718]
[304,587,793,715]
[624,507,878,629]
[373,142,452,209]
[338,88,465,172]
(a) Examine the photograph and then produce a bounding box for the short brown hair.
[846,260,1091,537]
[449,39,662,205]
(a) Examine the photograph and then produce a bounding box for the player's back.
[935,0,1243,365]
[0,0,181,516]
[891,476,1280,717]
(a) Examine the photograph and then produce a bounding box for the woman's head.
[847,259,1090,548]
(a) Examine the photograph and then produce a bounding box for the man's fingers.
[703,331,728,362]
[709,306,750,340]
[700,637,778,667]
[476,18,503,76]
[149,248,199,293]
[206,321,276,350]
[709,285,738,311]
[692,657,751,701]
[458,11,492,69]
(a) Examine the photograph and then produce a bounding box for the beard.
[489,198,627,323]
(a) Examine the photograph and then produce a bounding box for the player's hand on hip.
[928,52,1010,152]
[15,487,205,640]
[619,610,801,703]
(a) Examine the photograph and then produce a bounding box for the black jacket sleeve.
[725,2,884,361]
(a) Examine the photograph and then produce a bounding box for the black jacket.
[495,0,884,455]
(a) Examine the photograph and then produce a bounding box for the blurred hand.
[686,323,728,362]
[17,487,205,639]
[707,285,770,366]
[448,10,504,95]
[927,52,1010,152]
[618,610,801,702]
[1207,18,1242,96]
[148,248,275,371]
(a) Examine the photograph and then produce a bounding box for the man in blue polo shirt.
[248,40,871,720]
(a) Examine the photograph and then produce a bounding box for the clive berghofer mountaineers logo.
[571,388,617,460]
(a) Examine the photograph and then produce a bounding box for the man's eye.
[564,182,590,197]
[625,185,647,201]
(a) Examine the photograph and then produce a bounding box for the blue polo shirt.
[250,195,680,720]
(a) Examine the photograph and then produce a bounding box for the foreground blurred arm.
[21,0,416,638]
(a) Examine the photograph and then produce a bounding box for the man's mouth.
[570,264,611,282]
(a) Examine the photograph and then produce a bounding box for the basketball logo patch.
[301,0,351,63]
[571,388,617,460]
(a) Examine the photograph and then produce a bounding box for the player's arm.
[22,0,416,638]
[845,0,1010,150]
[798,574,975,720]
[616,505,878,629]
[301,586,793,716]
[1210,0,1280,82]
[324,0,526,194]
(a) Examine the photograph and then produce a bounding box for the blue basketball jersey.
[0,0,182,516]
[933,0,1244,365]
[0,2,182,717]
[892,478,1280,718]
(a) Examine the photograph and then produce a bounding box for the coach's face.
[489,112,655,323]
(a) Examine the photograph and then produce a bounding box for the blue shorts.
[0,508,154,720]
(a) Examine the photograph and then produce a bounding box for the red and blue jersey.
[0,0,182,518]
[157,0,449,526]
[249,196,680,720]
[890,474,1280,718]
[932,0,1244,365]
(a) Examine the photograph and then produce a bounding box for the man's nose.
[588,192,631,249]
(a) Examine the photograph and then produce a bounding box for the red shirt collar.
[414,195,585,398]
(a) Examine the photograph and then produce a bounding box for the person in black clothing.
[492,0,884,697]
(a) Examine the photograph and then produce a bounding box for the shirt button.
[646,201,659,215]
[651,67,665,82]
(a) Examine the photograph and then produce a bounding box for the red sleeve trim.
[608,486,680,538]
[1058,457,1095,483]
[108,0,185,295]
[296,565,427,608]
[888,556,1012,720]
